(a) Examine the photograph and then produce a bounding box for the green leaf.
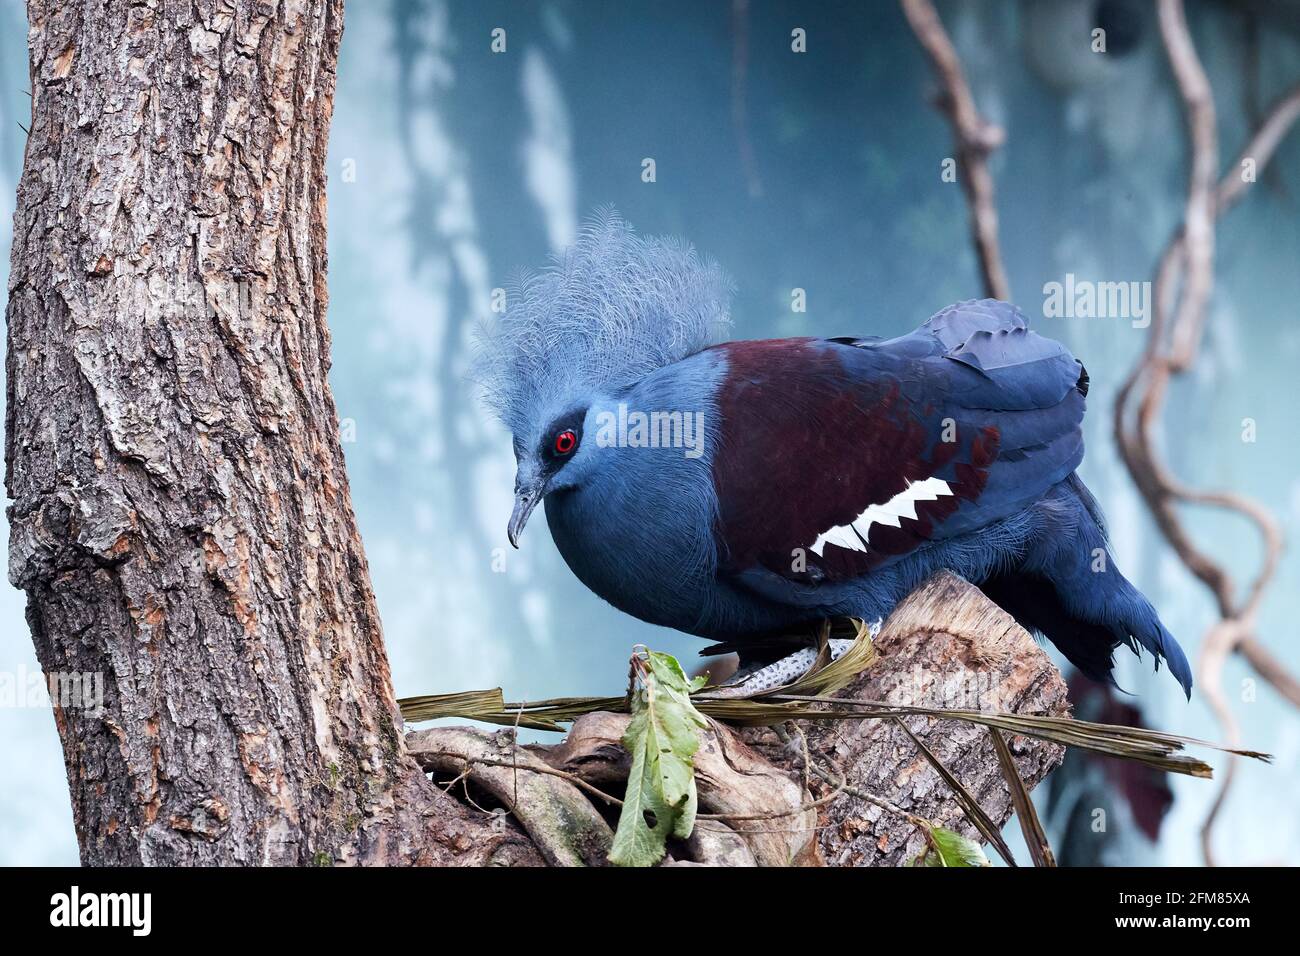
[920,826,991,867]
[608,651,708,867]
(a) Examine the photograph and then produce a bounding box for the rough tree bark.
[5,0,539,866]
[6,1,1067,867]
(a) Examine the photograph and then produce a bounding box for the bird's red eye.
[554,430,577,455]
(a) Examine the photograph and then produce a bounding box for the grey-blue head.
[471,210,732,546]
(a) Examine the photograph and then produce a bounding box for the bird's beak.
[507,479,544,549]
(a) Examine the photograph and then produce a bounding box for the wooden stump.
[406,572,1070,866]
[741,571,1069,865]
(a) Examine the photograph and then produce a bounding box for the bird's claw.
[710,636,857,699]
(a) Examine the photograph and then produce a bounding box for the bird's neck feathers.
[542,352,728,629]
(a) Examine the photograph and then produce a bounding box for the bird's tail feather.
[979,573,1123,687]
[982,476,1193,699]
[1120,591,1193,698]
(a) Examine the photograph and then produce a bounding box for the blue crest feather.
[471,209,733,434]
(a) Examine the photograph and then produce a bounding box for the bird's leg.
[711,617,883,698]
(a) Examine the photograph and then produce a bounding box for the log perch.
[741,571,1069,865]
[406,572,1070,866]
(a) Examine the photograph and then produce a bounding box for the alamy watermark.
[877,664,1016,712]
[50,886,151,936]
[1043,273,1151,328]
[594,403,705,459]
[0,665,104,716]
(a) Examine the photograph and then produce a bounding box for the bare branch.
[1157,0,1218,368]
[1115,0,1300,864]
[900,0,1010,300]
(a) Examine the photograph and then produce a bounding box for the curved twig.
[1114,0,1300,865]
[900,0,1010,300]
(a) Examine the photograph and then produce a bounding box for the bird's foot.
[709,617,881,699]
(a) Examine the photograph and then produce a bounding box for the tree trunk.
[5,0,538,866]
